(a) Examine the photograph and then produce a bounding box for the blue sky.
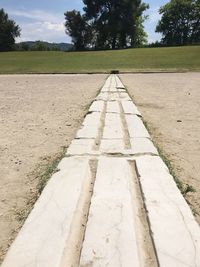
[0,0,168,43]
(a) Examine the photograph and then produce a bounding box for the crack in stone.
[59,160,98,267]
[66,152,158,158]
[77,160,98,267]
[160,186,198,267]
[93,101,107,151]
[118,101,132,150]
[128,160,160,267]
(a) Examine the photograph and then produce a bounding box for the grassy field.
[0,45,199,73]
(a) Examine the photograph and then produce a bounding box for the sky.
[0,0,169,44]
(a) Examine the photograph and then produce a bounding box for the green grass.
[0,45,200,73]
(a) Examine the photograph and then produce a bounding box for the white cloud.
[16,22,68,43]
[11,7,161,44]
[8,9,62,23]
[8,8,70,43]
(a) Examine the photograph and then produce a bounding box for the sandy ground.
[1,72,200,263]
[121,73,200,224]
[0,74,106,263]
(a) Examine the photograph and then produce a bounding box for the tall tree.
[64,0,149,50]
[83,0,149,49]
[0,8,21,51]
[64,10,92,50]
[156,0,200,45]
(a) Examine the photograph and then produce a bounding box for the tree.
[134,16,148,47]
[32,41,50,51]
[21,42,29,51]
[64,10,92,50]
[156,0,200,45]
[64,0,149,50]
[83,0,149,49]
[0,8,21,51]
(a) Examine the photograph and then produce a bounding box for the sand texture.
[0,74,106,263]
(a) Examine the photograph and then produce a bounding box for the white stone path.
[2,75,200,267]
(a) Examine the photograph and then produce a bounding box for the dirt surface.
[120,73,200,224]
[0,74,106,263]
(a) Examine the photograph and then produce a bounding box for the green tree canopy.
[64,10,92,50]
[0,8,21,51]
[156,0,200,45]
[65,0,149,50]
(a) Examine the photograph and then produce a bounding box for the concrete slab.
[2,157,92,267]
[80,157,140,267]
[136,156,200,267]
[126,115,150,138]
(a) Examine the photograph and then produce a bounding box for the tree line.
[0,0,200,52]
[65,0,149,50]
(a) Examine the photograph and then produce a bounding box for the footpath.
[2,75,200,267]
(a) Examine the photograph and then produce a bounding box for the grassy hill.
[0,46,199,74]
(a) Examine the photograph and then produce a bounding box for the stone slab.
[125,115,150,138]
[89,101,104,112]
[122,101,141,116]
[103,76,112,88]
[117,89,126,92]
[135,156,200,267]
[103,113,123,139]
[66,139,95,155]
[119,92,131,101]
[2,157,92,267]
[107,101,120,113]
[130,138,158,155]
[115,76,125,89]
[100,139,124,153]
[95,92,109,101]
[107,92,121,101]
[80,157,140,267]
[102,87,118,92]
[76,125,99,139]
[103,125,124,139]
[104,113,121,126]
[96,92,120,101]
[82,112,101,126]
